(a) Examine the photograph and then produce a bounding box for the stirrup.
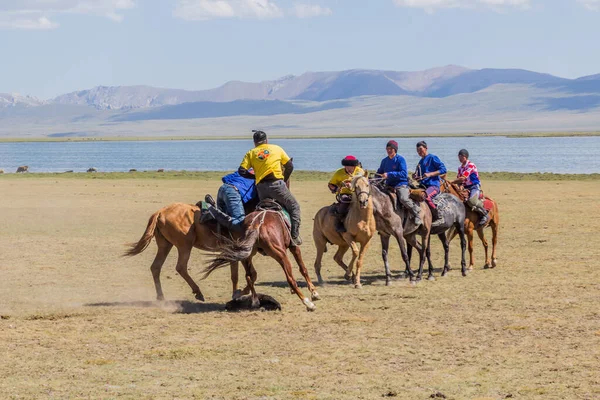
[205,194,216,207]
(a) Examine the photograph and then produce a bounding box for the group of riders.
[200,130,490,246]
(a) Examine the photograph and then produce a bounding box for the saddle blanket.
[483,198,494,212]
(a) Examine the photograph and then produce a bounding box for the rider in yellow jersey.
[238,130,302,246]
[328,155,364,232]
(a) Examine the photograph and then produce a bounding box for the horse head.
[351,173,371,209]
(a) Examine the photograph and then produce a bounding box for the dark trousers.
[257,179,301,238]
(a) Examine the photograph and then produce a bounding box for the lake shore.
[1,130,600,143]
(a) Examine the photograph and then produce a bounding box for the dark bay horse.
[440,179,500,270]
[123,202,244,302]
[203,207,321,311]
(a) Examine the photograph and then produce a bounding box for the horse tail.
[202,225,261,279]
[123,211,160,257]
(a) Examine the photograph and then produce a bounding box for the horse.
[312,174,377,288]
[440,178,499,270]
[16,165,28,173]
[369,183,428,284]
[203,203,321,311]
[123,202,245,302]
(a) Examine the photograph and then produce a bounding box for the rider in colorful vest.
[451,149,489,227]
[412,141,447,227]
[328,155,364,233]
[238,130,302,246]
[377,140,422,227]
[201,171,257,232]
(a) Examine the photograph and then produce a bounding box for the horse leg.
[230,262,243,299]
[418,238,432,281]
[346,241,360,283]
[380,234,393,286]
[150,232,173,301]
[458,224,468,276]
[466,223,475,270]
[333,244,352,281]
[490,219,499,268]
[242,258,260,308]
[289,245,321,301]
[437,232,450,279]
[414,233,429,282]
[476,227,490,269]
[268,245,316,311]
[393,229,411,282]
[175,246,204,301]
[313,233,328,285]
[354,240,372,289]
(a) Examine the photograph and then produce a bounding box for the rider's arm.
[238,166,255,179]
[282,159,294,182]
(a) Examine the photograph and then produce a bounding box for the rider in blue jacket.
[413,141,447,227]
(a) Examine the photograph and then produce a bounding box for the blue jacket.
[415,154,447,188]
[377,155,408,187]
[222,171,257,204]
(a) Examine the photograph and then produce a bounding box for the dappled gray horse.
[419,193,467,280]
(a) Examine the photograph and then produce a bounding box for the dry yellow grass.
[1,178,599,399]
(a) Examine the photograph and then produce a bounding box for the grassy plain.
[0,176,599,399]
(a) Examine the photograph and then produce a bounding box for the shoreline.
[1,170,599,181]
[1,131,600,143]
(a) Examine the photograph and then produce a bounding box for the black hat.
[416,140,428,149]
[252,130,267,144]
[458,149,469,158]
[341,155,359,167]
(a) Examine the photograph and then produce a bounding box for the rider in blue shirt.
[377,140,422,227]
[201,170,257,232]
[413,141,447,227]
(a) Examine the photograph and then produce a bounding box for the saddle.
[256,199,291,228]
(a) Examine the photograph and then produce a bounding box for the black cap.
[416,140,427,149]
[252,130,267,144]
[458,149,469,158]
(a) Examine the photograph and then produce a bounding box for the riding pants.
[396,185,421,217]
[256,179,301,239]
[424,185,440,209]
[216,184,246,228]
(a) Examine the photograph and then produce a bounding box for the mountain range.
[2,65,600,137]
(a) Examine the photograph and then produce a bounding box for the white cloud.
[0,0,135,30]
[393,0,531,13]
[173,0,284,20]
[291,3,333,18]
[577,0,600,10]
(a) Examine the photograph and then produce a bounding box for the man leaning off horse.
[451,148,489,227]
[238,130,303,247]
[201,169,257,232]
[328,155,364,233]
[377,140,422,227]
[413,140,447,228]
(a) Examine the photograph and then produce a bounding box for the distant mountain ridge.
[6,65,599,111]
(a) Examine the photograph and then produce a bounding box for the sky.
[1,0,599,99]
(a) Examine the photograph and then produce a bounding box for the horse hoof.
[232,289,243,300]
[441,271,447,277]
[156,295,165,301]
[303,298,316,311]
[462,271,468,277]
[492,259,498,268]
[354,283,362,289]
[468,265,474,271]
[311,292,321,301]
[483,263,490,269]
[317,277,324,286]
[427,275,435,281]
[409,280,417,286]
[195,292,205,302]
[385,279,392,286]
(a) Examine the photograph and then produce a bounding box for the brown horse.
[203,205,321,311]
[440,179,499,270]
[124,202,245,301]
[313,174,377,288]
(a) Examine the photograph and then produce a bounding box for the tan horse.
[313,174,376,288]
[440,179,499,270]
[124,203,245,301]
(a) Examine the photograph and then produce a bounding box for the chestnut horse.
[440,179,499,269]
[203,205,321,311]
[124,202,245,301]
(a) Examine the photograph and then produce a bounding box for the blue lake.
[0,136,598,174]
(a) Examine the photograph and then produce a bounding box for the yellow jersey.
[240,144,291,184]
[329,167,365,195]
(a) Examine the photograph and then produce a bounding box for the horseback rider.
[200,170,257,232]
[377,140,422,227]
[451,149,489,227]
[328,155,364,233]
[413,141,447,228]
[237,130,302,247]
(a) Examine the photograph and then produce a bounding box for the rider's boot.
[431,207,445,229]
[410,204,423,227]
[474,204,489,227]
[205,194,216,207]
